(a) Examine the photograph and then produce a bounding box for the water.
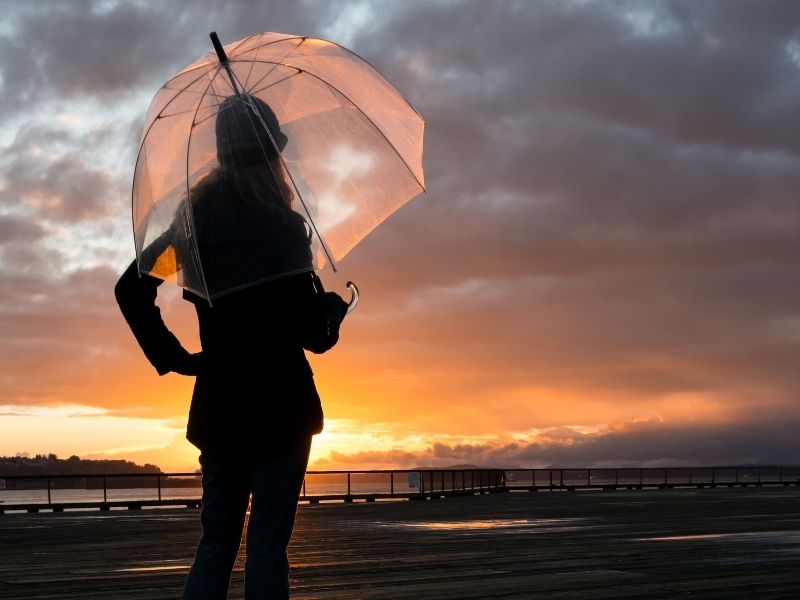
[0,482,420,505]
[0,488,201,505]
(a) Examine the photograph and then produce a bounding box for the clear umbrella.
[132,31,425,304]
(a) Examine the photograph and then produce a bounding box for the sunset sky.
[0,0,798,472]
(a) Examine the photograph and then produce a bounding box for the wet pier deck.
[1,487,799,599]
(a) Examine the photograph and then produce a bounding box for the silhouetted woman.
[115,94,347,599]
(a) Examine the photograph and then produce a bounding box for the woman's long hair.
[184,94,311,298]
[213,94,294,216]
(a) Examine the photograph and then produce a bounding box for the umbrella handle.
[346,281,359,314]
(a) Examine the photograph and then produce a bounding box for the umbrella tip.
[210,31,228,64]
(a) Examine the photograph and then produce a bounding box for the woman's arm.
[114,260,202,376]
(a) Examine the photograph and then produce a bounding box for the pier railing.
[502,466,800,491]
[0,469,504,513]
[1,466,798,513]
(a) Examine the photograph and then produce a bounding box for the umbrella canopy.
[132,31,425,301]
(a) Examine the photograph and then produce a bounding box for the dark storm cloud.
[358,0,800,153]
[340,2,800,344]
[0,121,132,226]
[427,416,800,467]
[326,416,800,468]
[339,0,800,287]
[321,0,800,421]
[0,1,174,106]
[0,215,44,244]
[0,0,353,109]
[1,153,116,222]
[346,120,800,291]
[344,3,800,276]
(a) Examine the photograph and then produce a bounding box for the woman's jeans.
[182,438,311,599]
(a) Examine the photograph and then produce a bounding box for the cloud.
[0,2,186,108]
[308,0,800,440]
[0,1,797,469]
[0,214,45,243]
[315,416,800,469]
[358,1,800,154]
[0,0,368,111]
[2,153,116,222]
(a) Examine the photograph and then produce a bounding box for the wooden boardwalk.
[1,487,799,598]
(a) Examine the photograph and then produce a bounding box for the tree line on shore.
[0,455,204,490]
[0,453,163,477]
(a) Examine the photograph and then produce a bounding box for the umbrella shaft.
[210,32,242,96]
[221,62,242,95]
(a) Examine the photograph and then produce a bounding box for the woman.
[115,94,347,599]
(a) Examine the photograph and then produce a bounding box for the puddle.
[374,517,584,532]
[636,530,800,543]
[114,565,190,573]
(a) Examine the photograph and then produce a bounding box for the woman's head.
[213,94,293,208]
[215,94,288,168]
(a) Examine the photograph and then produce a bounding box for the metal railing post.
[390,472,394,496]
[103,476,107,503]
[157,474,162,502]
[47,477,51,505]
[347,472,351,497]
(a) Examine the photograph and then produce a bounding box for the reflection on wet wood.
[1,487,799,598]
